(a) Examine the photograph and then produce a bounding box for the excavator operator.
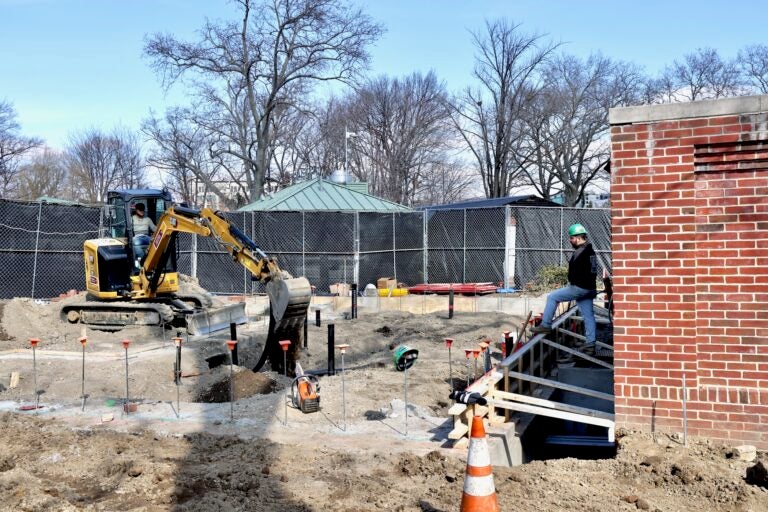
[131,202,156,269]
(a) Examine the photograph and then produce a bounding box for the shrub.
[525,265,568,293]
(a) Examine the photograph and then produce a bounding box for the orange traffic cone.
[460,415,500,512]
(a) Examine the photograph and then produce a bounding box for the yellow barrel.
[378,287,408,297]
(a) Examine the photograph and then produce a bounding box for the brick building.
[609,96,768,448]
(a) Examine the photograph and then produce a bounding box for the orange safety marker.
[460,416,500,512]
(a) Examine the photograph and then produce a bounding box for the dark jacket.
[568,242,597,290]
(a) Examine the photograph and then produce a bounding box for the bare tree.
[144,0,382,204]
[518,54,645,206]
[0,100,43,197]
[14,147,69,201]
[143,108,230,207]
[658,47,743,102]
[347,71,454,205]
[738,44,768,94]
[450,19,557,198]
[66,128,145,203]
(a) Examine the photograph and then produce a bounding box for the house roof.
[418,195,559,210]
[237,177,410,212]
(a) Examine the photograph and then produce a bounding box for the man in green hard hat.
[531,223,598,355]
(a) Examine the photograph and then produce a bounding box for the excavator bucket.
[186,302,248,336]
[262,276,312,375]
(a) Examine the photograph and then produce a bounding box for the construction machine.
[60,189,311,373]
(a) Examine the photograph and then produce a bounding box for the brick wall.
[609,96,768,448]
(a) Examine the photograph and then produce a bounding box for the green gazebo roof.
[238,178,409,212]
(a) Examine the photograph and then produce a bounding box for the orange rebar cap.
[279,339,291,352]
[78,336,87,346]
[29,338,40,347]
[444,338,454,348]
[172,337,183,347]
[121,339,131,349]
[225,339,237,351]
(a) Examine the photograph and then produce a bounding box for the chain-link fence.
[0,198,610,299]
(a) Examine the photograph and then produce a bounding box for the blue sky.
[2,0,767,149]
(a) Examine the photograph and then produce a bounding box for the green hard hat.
[568,223,587,236]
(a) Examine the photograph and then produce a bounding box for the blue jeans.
[541,285,597,344]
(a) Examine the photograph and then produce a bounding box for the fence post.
[353,211,360,286]
[392,212,397,283]
[302,211,306,277]
[462,209,467,284]
[559,208,564,266]
[243,212,248,295]
[30,201,43,300]
[191,233,198,281]
[422,210,428,284]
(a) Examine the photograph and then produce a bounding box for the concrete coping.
[609,94,768,125]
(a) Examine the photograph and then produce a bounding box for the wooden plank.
[448,403,467,416]
[493,390,615,421]
[9,372,19,388]
[448,423,469,440]
[487,399,615,430]
[505,370,615,402]
[540,339,614,369]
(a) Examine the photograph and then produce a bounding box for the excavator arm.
[138,205,311,374]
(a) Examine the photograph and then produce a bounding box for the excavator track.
[60,300,176,332]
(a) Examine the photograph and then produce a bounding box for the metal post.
[338,344,350,431]
[353,211,360,288]
[327,324,335,376]
[682,373,688,447]
[302,211,306,277]
[423,210,428,284]
[122,339,131,414]
[279,340,291,426]
[392,213,397,284]
[403,360,408,437]
[230,323,238,365]
[172,336,182,418]
[79,336,88,411]
[448,288,454,319]
[316,309,321,327]
[29,338,39,412]
[191,233,198,280]
[351,283,358,319]
[445,338,454,392]
[226,339,237,422]
[303,316,308,349]
[30,201,43,299]
[462,208,467,284]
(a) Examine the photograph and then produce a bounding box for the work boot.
[580,343,596,356]
[530,325,552,335]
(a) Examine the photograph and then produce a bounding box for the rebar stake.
[121,339,131,415]
[472,348,481,382]
[403,359,409,437]
[279,340,292,426]
[444,338,454,393]
[79,336,88,411]
[337,344,350,431]
[172,336,183,418]
[226,340,237,422]
[464,349,473,386]
[29,338,40,413]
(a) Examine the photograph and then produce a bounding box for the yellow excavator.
[60,189,311,373]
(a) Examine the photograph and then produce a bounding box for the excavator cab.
[90,189,178,296]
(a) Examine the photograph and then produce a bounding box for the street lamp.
[344,129,358,174]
